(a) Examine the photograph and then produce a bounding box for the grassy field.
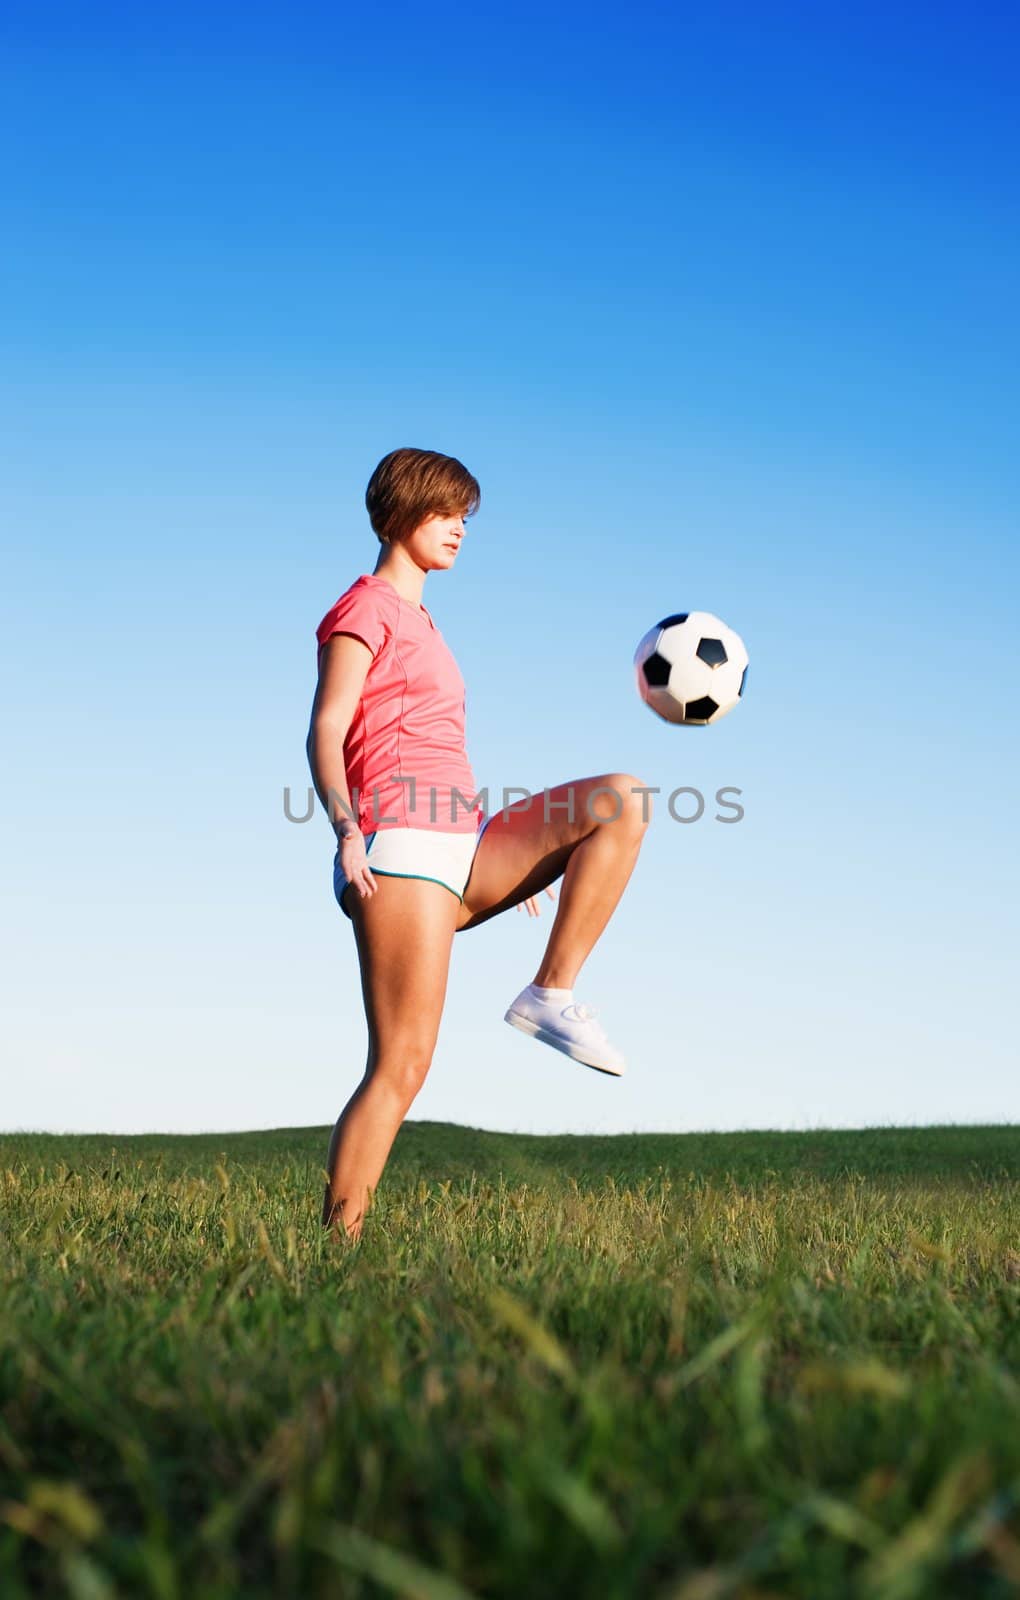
[0,1120,1017,1599]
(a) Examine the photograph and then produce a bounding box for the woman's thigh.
[347,874,461,1063]
[456,772,647,932]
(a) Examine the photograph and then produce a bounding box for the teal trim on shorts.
[361,868,464,902]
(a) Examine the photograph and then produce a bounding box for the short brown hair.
[365,447,481,544]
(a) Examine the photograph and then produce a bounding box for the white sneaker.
[503,986,626,1077]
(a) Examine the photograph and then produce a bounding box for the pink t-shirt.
[315,573,483,835]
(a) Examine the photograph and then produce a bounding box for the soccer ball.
[634,611,749,725]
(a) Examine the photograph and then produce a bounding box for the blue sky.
[2,1,1017,1135]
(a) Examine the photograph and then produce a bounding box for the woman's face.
[402,509,468,572]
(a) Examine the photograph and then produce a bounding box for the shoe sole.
[503,1009,626,1077]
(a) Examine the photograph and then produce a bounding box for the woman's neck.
[371,547,425,610]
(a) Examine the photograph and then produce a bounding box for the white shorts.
[333,812,493,921]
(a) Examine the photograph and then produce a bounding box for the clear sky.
[3,1,1018,1135]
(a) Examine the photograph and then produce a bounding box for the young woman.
[306,448,652,1239]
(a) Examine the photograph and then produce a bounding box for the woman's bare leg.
[322,876,460,1241]
[456,772,651,989]
[531,787,647,988]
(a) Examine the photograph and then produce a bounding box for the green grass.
[0,1121,1017,1599]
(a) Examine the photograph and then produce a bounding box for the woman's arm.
[306,634,379,904]
[306,633,373,836]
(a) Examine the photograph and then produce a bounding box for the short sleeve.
[315,584,389,662]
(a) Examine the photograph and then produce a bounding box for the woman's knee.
[369,1045,434,1107]
[594,772,654,831]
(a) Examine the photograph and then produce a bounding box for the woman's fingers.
[338,827,376,900]
[515,886,559,916]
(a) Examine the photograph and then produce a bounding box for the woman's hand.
[517,885,558,918]
[337,826,377,902]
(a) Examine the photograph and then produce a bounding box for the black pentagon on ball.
[696,637,728,668]
[656,612,688,628]
[642,651,672,688]
[684,695,719,722]
[739,665,748,698]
